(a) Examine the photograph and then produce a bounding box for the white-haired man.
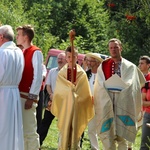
[0,25,24,150]
[38,52,67,147]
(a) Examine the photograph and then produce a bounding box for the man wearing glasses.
[85,53,103,150]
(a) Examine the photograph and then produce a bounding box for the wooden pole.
[69,29,76,83]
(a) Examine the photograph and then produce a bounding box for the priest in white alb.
[0,25,24,150]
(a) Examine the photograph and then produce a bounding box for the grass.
[40,118,142,150]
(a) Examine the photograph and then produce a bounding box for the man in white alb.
[0,25,24,150]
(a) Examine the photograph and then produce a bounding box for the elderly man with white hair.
[0,25,24,150]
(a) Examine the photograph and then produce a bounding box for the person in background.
[78,55,89,148]
[0,25,24,150]
[51,46,94,149]
[82,56,88,71]
[86,53,103,150]
[139,55,150,149]
[36,64,47,131]
[38,52,66,147]
[139,55,150,81]
[127,56,150,150]
[16,25,43,150]
[17,44,24,50]
[138,55,150,128]
[94,38,145,150]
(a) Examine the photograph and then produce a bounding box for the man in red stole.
[16,25,43,150]
[51,46,94,150]
[94,38,146,150]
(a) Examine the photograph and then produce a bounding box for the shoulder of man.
[121,57,135,66]
[49,67,59,73]
[30,45,42,53]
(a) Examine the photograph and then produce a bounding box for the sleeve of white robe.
[29,50,43,95]
[0,60,5,81]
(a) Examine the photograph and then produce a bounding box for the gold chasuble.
[51,64,94,150]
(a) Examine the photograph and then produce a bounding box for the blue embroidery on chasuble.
[118,115,135,126]
[100,118,113,133]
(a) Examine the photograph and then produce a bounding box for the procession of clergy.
[0,24,150,150]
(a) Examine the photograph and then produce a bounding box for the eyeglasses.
[57,58,65,60]
[87,60,96,63]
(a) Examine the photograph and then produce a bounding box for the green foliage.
[0,1,25,27]
[0,0,149,62]
[20,1,59,57]
[46,0,110,53]
[105,0,150,64]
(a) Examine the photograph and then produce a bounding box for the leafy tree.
[2,0,149,63]
[22,0,59,58]
[0,0,25,28]
[47,0,110,54]
[105,0,150,64]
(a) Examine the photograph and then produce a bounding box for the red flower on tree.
[107,3,115,8]
[126,15,136,21]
